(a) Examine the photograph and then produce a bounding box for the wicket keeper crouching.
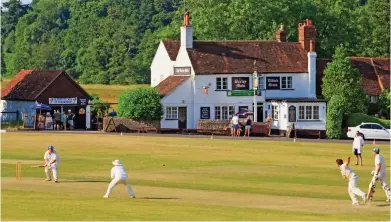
[44,145,60,182]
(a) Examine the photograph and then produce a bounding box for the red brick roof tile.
[1,69,64,100]
[163,40,181,61]
[163,40,308,74]
[154,75,190,97]
[316,57,390,96]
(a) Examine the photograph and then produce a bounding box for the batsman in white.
[336,157,367,205]
[44,145,60,182]
[367,148,391,202]
[103,160,135,198]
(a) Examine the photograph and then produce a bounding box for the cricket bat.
[367,184,375,200]
[30,165,45,168]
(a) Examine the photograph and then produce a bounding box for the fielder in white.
[352,131,364,166]
[104,160,135,198]
[44,145,60,182]
[367,148,391,202]
[336,157,367,205]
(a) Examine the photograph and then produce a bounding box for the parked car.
[347,122,390,140]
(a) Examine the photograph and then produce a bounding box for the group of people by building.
[228,114,273,137]
[52,109,75,130]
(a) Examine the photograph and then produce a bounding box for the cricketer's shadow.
[142,197,180,200]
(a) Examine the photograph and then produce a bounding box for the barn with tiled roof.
[1,70,92,129]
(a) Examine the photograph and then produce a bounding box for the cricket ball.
[163,164,165,167]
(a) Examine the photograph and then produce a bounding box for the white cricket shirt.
[375,154,387,176]
[111,166,128,179]
[352,136,364,152]
[232,116,239,124]
[44,150,60,168]
[339,163,357,179]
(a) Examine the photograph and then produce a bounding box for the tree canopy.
[1,0,389,84]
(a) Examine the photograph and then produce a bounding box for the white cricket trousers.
[369,174,391,200]
[105,177,135,198]
[348,176,366,204]
[45,166,58,181]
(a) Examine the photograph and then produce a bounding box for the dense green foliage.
[346,113,390,129]
[326,95,345,139]
[322,46,368,139]
[90,93,110,118]
[1,0,389,84]
[378,88,391,119]
[117,87,163,120]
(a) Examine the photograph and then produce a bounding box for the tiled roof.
[163,40,308,74]
[316,57,390,96]
[154,75,190,97]
[163,40,181,61]
[1,69,64,100]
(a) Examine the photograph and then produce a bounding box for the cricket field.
[1,132,390,220]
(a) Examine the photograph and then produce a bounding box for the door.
[257,105,263,122]
[178,107,187,129]
[372,124,389,140]
[74,106,86,129]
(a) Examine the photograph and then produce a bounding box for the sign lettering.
[266,77,280,90]
[49,98,78,105]
[174,67,191,75]
[231,77,249,90]
[200,107,210,119]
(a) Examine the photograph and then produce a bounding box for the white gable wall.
[150,41,174,87]
[161,78,194,128]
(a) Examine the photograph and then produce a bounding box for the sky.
[1,0,32,7]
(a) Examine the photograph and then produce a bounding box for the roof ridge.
[350,56,390,60]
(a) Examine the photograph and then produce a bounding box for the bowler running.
[336,157,367,205]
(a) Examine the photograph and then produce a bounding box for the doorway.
[178,107,187,129]
[257,104,263,122]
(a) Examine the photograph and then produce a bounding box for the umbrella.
[236,108,253,116]
[31,102,52,111]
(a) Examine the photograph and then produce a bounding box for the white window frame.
[214,105,235,120]
[216,77,228,90]
[298,105,319,120]
[281,76,293,89]
[165,106,178,119]
[369,96,378,103]
[258,76,265,90]
[272,105,279,121]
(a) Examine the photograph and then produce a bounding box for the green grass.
[1,133,390,220]
[1,78,148,104]
[347,113,390,128]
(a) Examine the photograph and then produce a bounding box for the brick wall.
[103,117,160,132]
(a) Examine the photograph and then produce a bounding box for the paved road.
[5,130,390,144]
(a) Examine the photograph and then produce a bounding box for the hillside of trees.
[1,0,389,84]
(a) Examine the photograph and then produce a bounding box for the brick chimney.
[181,11,193,48]
[276,25,286,42]
[298,19,316,52]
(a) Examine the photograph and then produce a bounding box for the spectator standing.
[53,110,61,130]
[244,116,252,137]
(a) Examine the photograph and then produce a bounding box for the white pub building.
[151,12,326,135]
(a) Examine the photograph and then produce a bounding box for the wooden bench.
[295,129,325,139]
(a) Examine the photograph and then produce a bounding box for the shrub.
[326,95,345,139]
[346,113,390,129]
[117,87,163,121]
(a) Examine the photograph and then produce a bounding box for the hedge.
[346,113,390,129]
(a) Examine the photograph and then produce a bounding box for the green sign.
[227,90,255,96]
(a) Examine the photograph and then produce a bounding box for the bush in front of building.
[117,87,163,121]
[345,113,390,129]
[326,95,345,139]
[322,46,368,139]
